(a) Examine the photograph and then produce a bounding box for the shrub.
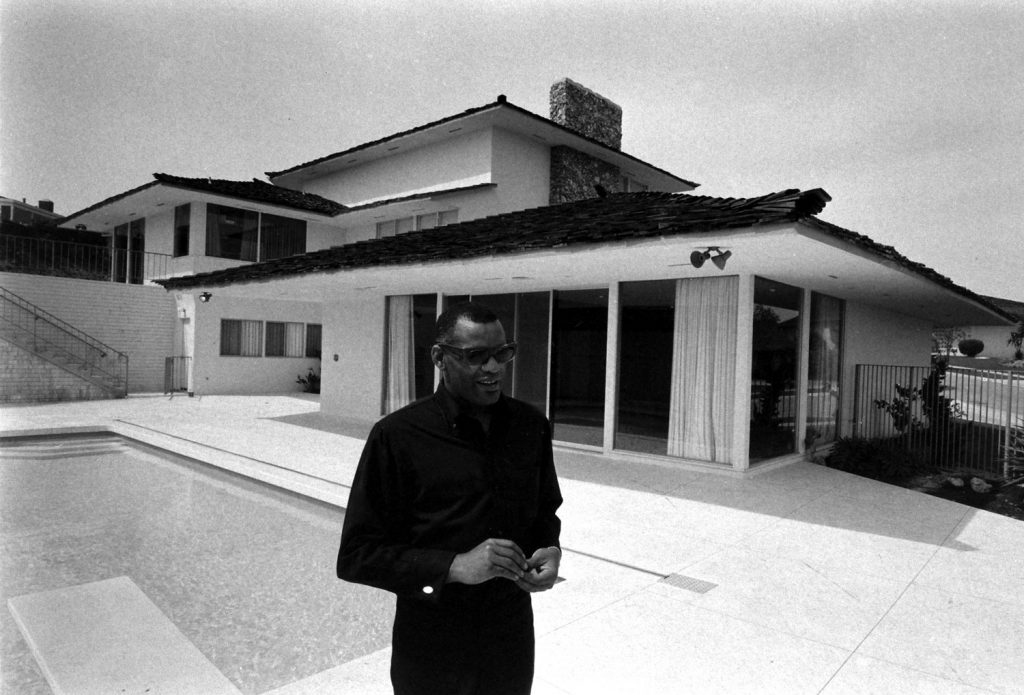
[957,338,984,357]
[296,368,320,394]
[826,437,927,481]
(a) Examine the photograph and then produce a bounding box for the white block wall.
[0,272,177,394]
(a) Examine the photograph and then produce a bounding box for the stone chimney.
[549,78,622,150]
[548,79,624,204]
[37,200,54,213]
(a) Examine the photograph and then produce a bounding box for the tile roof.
[158,188,829,291]
[981,295,1024,321]
[60,174,346,224]
[802,216,1018,322]
[155,186,1016,324]
[152,174,347,215]
[265,98,698,189]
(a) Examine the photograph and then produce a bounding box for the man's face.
[434,318,508,408]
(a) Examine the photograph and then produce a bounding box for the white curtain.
[668,276,738,463]
[808,293,843,443]
[240,320,263,356]
[385,295,415,413]
[285,322,304,357]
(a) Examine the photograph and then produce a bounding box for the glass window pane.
[266,322,286,356]
[416,213,438,230]
[550,289,608,446]
[206,204,257,261]
[173,204,190,257]
[616,280,675,455]
[377,220,397,238]
[750,277,802,461]
[412,294,438,399]
[221,319,262,356]
[260,213,306,261]
[396,217,414,235]
[305,324,322,358]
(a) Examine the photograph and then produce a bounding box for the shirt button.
[422,586,434,595]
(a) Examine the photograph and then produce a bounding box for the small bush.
[957,338,984,357]
[297,368,321,394]
[826,437,928,481]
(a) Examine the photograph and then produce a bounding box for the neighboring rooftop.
[60,174,347,225]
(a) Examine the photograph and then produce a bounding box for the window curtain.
[808,293,843,443]
[285,322,304,356]
[385,295,415,413]
[667,276,738,463]
[240,320,263,356]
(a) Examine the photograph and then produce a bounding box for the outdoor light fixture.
[690,247,732,270]
[199,292,212,303]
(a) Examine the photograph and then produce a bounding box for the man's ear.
[430,345,445,371]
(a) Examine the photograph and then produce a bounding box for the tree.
[1008,321,1024,361]
[932,326,967,358]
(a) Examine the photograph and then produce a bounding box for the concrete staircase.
[0,287,127,400]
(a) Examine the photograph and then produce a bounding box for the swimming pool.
[1,433,394,695]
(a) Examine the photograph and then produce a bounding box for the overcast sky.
[1,0,1020,298]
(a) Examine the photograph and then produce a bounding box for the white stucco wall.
[320,295,385,423]
[839,300,935,437]
[300,129,494,206]
[184,294,322,395]
[0,272,177,392]
[487,127,551,213]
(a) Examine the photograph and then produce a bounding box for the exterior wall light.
[690,247,732,270]
[199,292,212,303]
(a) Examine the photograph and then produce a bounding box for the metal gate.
[854,363,1023,478]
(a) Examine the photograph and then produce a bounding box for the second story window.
[173,204,190,257]
[376,209,458,238]
[260,213,306,260]
[207,204,258,261]
[206,204,306,262]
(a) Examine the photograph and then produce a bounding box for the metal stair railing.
[0,286,128,397]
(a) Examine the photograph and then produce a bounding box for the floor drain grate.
[660,573,718,594]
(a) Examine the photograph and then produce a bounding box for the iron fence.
[164,356,191,394]
[854,363,1023,478]
[0,234,172,284]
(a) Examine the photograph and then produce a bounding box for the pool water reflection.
[1,434,393,695]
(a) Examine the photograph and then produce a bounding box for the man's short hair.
[435,301,500,344]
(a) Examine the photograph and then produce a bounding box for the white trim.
[731,274,755,471]
[603,282,620,453]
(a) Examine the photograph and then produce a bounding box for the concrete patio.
[2,393,1022,694]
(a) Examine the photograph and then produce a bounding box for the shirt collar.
[435,382,508,430]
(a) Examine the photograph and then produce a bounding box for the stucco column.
[603,282,620,453]
[730,275,754,471]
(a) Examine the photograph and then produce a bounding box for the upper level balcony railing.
[0,234,173,285]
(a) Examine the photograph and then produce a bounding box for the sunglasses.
[437,341,517,366]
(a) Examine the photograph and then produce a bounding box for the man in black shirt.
[337,301,563,695]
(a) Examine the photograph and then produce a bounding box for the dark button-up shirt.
[337,384,562,604]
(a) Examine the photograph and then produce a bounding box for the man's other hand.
[516,546,560,592]
[447,538,528,585]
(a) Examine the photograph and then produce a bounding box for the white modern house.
[140,79,1014,474]
[1,78,1012,470]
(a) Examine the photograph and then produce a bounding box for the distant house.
[144,79,1015,474]
[960,296,1024,362]
[0,196,61,226]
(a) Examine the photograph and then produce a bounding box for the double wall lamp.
[690,247,732,270]
[199,292,213,303]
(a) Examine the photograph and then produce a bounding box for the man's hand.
[516,546,561,593]
[446,538,528,585]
